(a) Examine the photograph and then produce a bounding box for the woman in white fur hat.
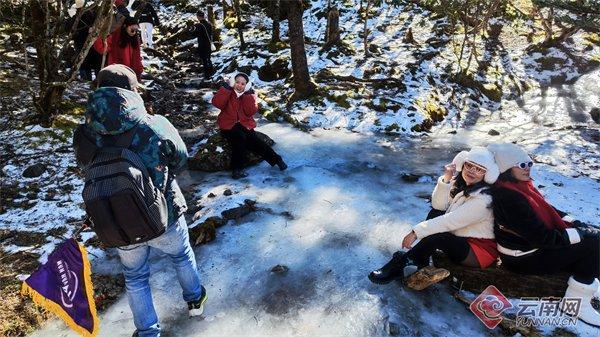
[369,147,500,285]
[488,142,600,327]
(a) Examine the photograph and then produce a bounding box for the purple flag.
[21,238,99,337]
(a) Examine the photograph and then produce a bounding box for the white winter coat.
[412,176,495,240]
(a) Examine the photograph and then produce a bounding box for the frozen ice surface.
[29,122,600,337]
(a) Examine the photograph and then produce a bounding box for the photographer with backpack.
[73,64,206,337]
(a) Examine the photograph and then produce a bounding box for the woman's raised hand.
[443,163,456,183]
[402,231,417,249]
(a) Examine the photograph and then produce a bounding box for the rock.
[451,73,502,102]
[415,191,431,200]
[590,107,600,124]
[386,321,400,336]
[189,132,275,172]
[186,201,204,215]
[402,27,415,44]
[221,199,257,220]
[223,189,233,196]
[401,173,422,183]
[204,216,226,228]
[22,163,47,178]
[257,57,291,82]
[188,220,217,245]
[207,193,216,198]
[270,264,289,274]
[368,43,380,54]
[487,129,500,136]
[173,51,197,62]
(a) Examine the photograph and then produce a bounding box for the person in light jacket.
[369,147,500,284]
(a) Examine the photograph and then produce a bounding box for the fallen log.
[432,251,570,298]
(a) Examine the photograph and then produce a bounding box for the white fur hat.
[487,143,532,173]
[452,146,500,184]
[75,0,85,8]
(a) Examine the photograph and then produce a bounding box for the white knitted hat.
[487,143,532,173]
[452,146,500,184]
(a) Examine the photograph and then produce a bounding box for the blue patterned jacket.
[82,86,188,225]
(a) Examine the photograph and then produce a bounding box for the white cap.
[487,143,532,173]
[452,146,500,184]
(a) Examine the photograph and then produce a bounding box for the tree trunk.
[270,0,280,43]
[324,7,340,47]
[286,0,316,101]
[208,5,216,27]
[222,0,229,24]
[363,0,371,57]
[207,5,220,42]
[233,0,246,50]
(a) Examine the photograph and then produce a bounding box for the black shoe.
[232,169,248,179]
[368,251,409,284]
[188,286,208,317]
[276,158,288,171]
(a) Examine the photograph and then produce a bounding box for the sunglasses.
[516,161,533,169]
[463,161,487,175]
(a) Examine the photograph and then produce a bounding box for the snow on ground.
[1,1,598,336]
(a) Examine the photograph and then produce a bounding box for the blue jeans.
[117,216,202,337]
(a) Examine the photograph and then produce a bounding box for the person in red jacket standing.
[212,72,287,179]
[94,16,143,81]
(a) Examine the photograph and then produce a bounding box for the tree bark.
[286,0,317,101]
[233,0,246,50]
[363,0,371,57]
[324,7,340,47]
[222,0,229,24]
[208,5,216,27]
[270,0,280,43]
[207,5,220,42]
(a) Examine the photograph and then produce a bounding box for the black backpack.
[73,124,168,247]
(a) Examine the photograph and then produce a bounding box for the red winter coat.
[93,29,143,80]
[212,85,258,130]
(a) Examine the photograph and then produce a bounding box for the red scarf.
[495,180,570,230]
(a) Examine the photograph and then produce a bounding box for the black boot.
[276,158,288,171]
[368,251,409,284]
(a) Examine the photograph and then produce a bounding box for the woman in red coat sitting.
[94,16,143,81]
[212,72,287,179]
